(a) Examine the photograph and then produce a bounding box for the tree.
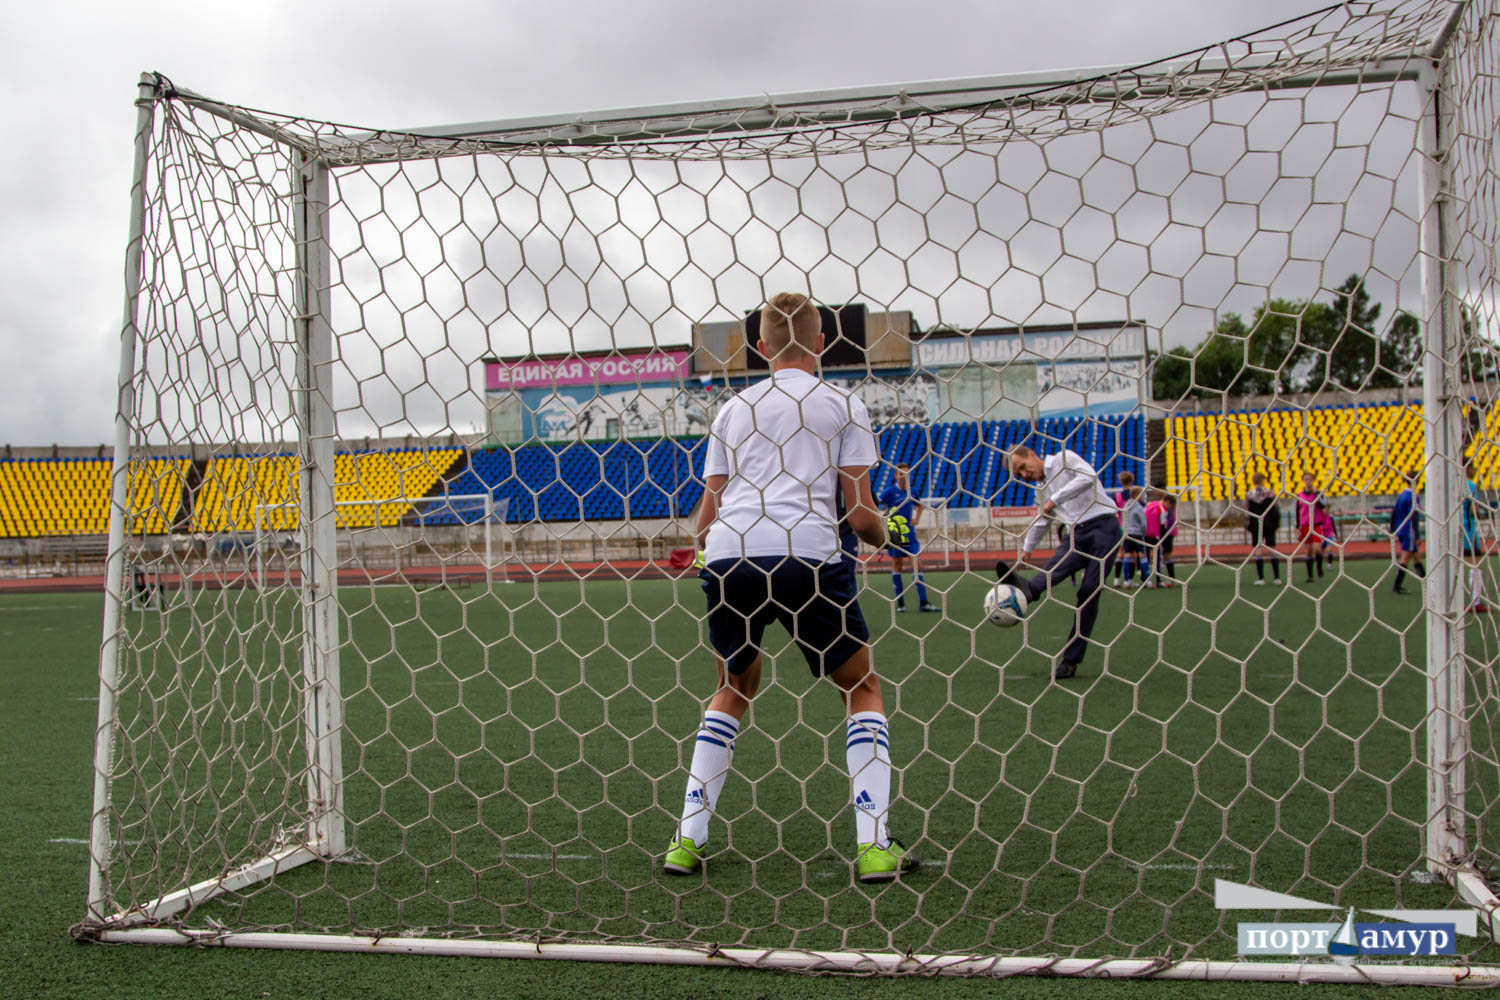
[1244,300,1315,394]
[1191,314,1252,398]
[1151,305,1314,400]
[1301,275,1384,391]
[1377,310,1423,387]
[1150,345,1197,402]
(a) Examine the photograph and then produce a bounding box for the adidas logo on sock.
[855,790,876,811]
[686,789,709,808]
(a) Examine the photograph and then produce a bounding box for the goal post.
[83,0,1500,982]
[253,493,512,590]
[292,148,346,862]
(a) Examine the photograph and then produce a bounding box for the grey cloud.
[4,0,1362,444]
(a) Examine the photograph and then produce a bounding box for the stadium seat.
[1165,402,1427,500]
[0,456,187,539]
[190,450,464,532]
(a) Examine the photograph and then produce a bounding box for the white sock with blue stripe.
[679,710,738,846]
[846,711,891,848]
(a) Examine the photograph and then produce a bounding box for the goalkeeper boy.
[666,292,919,884]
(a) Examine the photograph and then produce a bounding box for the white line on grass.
[48,838,582,858]
[0,604,90,611]
[506,853,593,861]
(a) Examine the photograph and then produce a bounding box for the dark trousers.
[1020,514,1122,667]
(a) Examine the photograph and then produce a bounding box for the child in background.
[1388,469,1424,595]
[1244,473,1282,586]
[1145,493,1179,587]
[1464,461,1497,613]
[1295,472,1332,583]
[1122,485,1150,588]
[1113,471,1136,586]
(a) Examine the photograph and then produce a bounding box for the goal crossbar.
[160,37,1448,163]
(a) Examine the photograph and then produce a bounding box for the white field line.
[506,853,593,861]
[0,604,91,611]
[49,837,584,859]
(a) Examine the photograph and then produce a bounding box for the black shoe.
[1053,660,1078,680]
[1393,587,1409,595]
[994,560,1016,583]
[919,602,939,613]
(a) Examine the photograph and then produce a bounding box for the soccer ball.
[984,583,1028,628]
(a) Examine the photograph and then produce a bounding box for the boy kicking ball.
[666,292,919,884]
[994,445,1122,680]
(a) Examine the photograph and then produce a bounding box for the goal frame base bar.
[88,843,323,929]
[84,846,1500,982]
[88,927,1500,986]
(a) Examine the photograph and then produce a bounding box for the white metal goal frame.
[251,493,515,590]
[81,0,1500,985]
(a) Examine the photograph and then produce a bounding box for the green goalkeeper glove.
[886,514,911,547]
[693,549,706,570]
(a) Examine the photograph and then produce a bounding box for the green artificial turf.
[4,558,1497,997]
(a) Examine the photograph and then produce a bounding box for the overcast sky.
[2,0,1368,446]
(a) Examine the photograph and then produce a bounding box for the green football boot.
[664,835,704,876]
[856,838,919,884]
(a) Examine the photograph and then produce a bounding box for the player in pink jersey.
[1294,471,1333,583]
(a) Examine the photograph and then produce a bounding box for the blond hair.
[759,292,822,363]
[1006,445,1036,468]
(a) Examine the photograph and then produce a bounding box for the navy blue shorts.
[701,556,869,677]
[1397,529,1420,553]
[885,535,921,558]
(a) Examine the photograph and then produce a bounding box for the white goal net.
[82,0,1500,983]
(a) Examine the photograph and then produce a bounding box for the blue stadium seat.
[413,414,1146,526]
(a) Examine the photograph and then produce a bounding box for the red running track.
[0,539,1410,595]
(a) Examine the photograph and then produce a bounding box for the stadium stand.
[190,449,465,532]
[0,457,188,539]
[1165,402,1427,501]
[429,416,1145,525]
[870,415,1145,509]
[430,439,708,525]
[0,416,1142,538]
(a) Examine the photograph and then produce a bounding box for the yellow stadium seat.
[1163,402,1428,502]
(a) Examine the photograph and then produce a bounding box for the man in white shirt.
[996,445,1123,680]
[665,291,919,884]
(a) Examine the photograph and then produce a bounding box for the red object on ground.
[667,548,698,570]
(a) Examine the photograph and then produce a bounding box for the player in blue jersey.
[879,464,938,613]
[1464,461,1497,613]
[1388,470,1425,595]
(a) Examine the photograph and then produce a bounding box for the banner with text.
[486,350,692,391]
[918,326,1146,369]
